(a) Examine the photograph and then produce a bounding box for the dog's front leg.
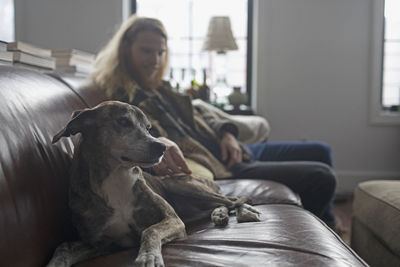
[211,206,229,226]
[134,216,185,267]
[46,241,103,267]
[134,181,186,267]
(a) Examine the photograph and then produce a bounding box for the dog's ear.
[52,108,96,143]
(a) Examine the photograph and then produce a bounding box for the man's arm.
[220,132,243,168]
[152,137,192,175]
[194,106,243,168]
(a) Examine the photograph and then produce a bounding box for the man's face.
[128,30,167,89]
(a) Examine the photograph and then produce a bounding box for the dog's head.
[53,101,166,167]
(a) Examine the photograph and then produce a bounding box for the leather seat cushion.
[77,204,366,267]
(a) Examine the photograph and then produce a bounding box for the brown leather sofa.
[0,66,367,266]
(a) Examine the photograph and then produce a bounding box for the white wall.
[14,0,126,53]
[253,0,400,194]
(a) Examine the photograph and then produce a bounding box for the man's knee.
[313,163,336,193]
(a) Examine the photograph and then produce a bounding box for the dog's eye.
[146,124,151,132]
[117,117,132,127]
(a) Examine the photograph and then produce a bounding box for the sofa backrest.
[0,66,100,266]
[49,73,107,108]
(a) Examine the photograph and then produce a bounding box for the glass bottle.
[198,68,210,102]
[185,69,199,99]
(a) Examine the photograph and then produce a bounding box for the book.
[55,64,94,74]
[7,41,52,57]
[52,49,95,60]
[54,55,94,66]
[0,51,13,62]
[0,51,55,69]
[0,59,12,66]
[0,40,7,52]
[51,48,96,76]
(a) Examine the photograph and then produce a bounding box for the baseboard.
[335,170,400,198]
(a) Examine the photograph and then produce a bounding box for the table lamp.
[202,16,238,105]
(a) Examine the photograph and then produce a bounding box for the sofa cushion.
[76,204,366,267]
[353,180,400,258]
[217,179,302,206]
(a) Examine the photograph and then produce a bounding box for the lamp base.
[213,78,231,105]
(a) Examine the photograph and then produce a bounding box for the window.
[370,0,400,124]
[0,0,15,41]
[133,0,251,104]
[382,0,400,109]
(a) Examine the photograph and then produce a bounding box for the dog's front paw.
[211,206,229,226]
[46,259,69,267]
[134,252,164,267]
[236,204,261,223]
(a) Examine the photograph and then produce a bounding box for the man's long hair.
[92,15,169,101]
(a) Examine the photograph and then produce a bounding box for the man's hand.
[153,137,192,175]
[220,132,243,168]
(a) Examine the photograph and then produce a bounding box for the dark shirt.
[120,86,222,159]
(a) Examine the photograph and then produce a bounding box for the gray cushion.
[353,180,400,256]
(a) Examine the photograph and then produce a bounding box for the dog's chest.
[100,167,139,243]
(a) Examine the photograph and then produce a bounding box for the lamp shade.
[202,16,238,53]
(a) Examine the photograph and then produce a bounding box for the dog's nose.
[151,142,166,155]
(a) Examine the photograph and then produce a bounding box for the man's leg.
[246,141,332,165]
[231,161,336,218]
[245,141,336,224]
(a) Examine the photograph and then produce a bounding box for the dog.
[47,101,261,267]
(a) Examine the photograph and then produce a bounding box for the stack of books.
[0,41,56,71]
[52,49,95,76]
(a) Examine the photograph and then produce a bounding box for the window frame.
[370,0,400,125]
[131,0,253,106]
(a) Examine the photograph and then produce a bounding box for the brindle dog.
[47,101,260,267]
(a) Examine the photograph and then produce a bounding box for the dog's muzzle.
[150,141,167,158]
[119,141,166,166]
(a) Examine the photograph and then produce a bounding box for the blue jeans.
[244,141,336,224]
